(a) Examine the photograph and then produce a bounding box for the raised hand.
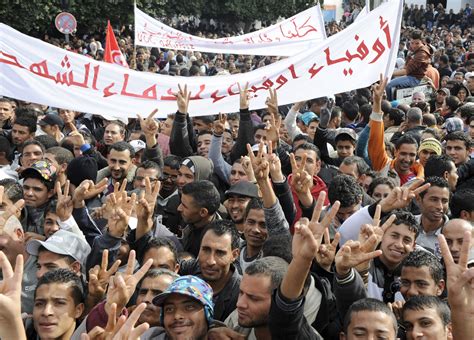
[264,112,281,148]
[0,252,26,340]
[238,82,249,110]
[267,151,284,183]
[372,73,388,103]
[213,112,226,136]
[265,88,279,117]
[105,250,153,314]
[316,229,340,272]
[56,180,73,222]
[73,178,108,208]
[176,84,191,114]
[0,186,24,227]
[137,109,159,138]
[438,231,473,340]
[335,237,382,277]
[106,180,137,238]
[240,156,257,183]
[246,142,269,182]
[379,179,430,213]
[289,153,313,194]
[68,130,86,146]
[88,249,121,302]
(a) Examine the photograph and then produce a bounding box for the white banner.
[0,0,402,119]
[134,5,327,56]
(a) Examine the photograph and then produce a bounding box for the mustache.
[170,320,193,328]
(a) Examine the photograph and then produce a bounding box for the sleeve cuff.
[369,111,384,122]
[80,144,91,152]
[335,268,355,285]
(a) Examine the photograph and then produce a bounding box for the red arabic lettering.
[227,83,240,96]
[160,88,176,101]
[211,90,226,103]
[275,75,288,90]
[190,84,206,100]
[0,51,26,69]
[288,64,299,79]
[280,16,318,39]
[120,74,158,99]
[29,60,55,80]
[308,63,324,79]
[91,65,100,90]
[103,83,117,97]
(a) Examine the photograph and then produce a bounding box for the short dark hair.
[109,141,135,158]
[0,178,23,202]
[328,174,363,207]
[293,134,313,144]
[387,108,405,126]
[293,142,320,160]
[198,129,212,137]
[13,111,37,133]
[402,296,450,326]
[343,298,397,334]
[419,176,450,200]
[340,156,369,177]
[244,197,264,221]
[164,155,182,170]
[367,177,396,197]
[422,127,440,140]
[262,233,293,264]
[450,188,474,218]
[444,95,461,112]
[341,101,359,121]
[203,219,240,250]
[193,115,214,125]
[35,268,84,305]
[444,131,471,149]
[138,160,162,176]
[22,140,45,154]
[245,256,289,292]
[138,268,179,290]
[181,180,220,215]
[381,210,419,238]
[35,135,59,149]
[143,237,178,263]
[46,146,74,165]
[424,155,455,178]
[410,29,423,41]
[401,250,444,284]
[0,136,12,160]
[107,120,126,135]
[395,134,418,150]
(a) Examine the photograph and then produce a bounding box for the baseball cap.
[300,111,318,126]
[39,114,64,129]
[27,229,91,266]
[130,140,146,153]
[335,128,358,142]
[443,117,464,133]
[225,181,259,199]
[153,275,214,323]
[21,160,57,182]
[418,138,442,155]
[437,88,450,96]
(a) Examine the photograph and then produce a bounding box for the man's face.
[23,178,53,208]
[0,229,24,268]
[444,162,459,191]
[294,148,320,177]
[199,230,237,283]
[372,184,392,201]
[418,149,438,167]
[236,274,272,328]
[436,92,447,104]
[336,204,361,225]
[410,39,424,51]
[336,140,355,159]
[412,93,425,104]
[254,129,267,144]
[341,311,396,340]
[226,195,251,224]
[163,294,208,340]
[243,208,268,249]
[395,143,417,173]
[178,194,203,224]
[43,211,60,238]
[379,224,416,269]
[403,307,450,340]
[104,123,124,145]
[161,165,178,194]
[176,165,194,193]
[229,163,248,186]
[400,265,444,300]
[197,133,212,158]
[228,119,239,139]
[58,109,75,124]
[133,167,160,190]
[12,124,32,146]
[36,250,78,279]
[33,283,83,340]
[221,131,234,155]
[107,149,132,181]
[143,246,178,272]
[339,163,359,181]
[63,136,82,157]
[0,101,13,122]
[442,221,472,263]
[192,118,211,134]
[137,275,174,327]
[467,77,474,93]
[469,119,474,139]
[445,140,469,166]
[21,144,44,168]
[419,187,450,224]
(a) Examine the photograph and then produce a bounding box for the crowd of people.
[0,1,474,340]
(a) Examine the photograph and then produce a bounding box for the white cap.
[130,140,146,153]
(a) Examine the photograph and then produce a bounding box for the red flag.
[104,20,128,68]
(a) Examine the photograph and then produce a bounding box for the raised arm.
[170,84,194,157]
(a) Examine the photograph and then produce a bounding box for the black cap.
[225,181,259,199]
[66,156,98,187]
[39,114,64,129]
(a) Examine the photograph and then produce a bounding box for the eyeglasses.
[134,176,159,183]
[160,173,178,181]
